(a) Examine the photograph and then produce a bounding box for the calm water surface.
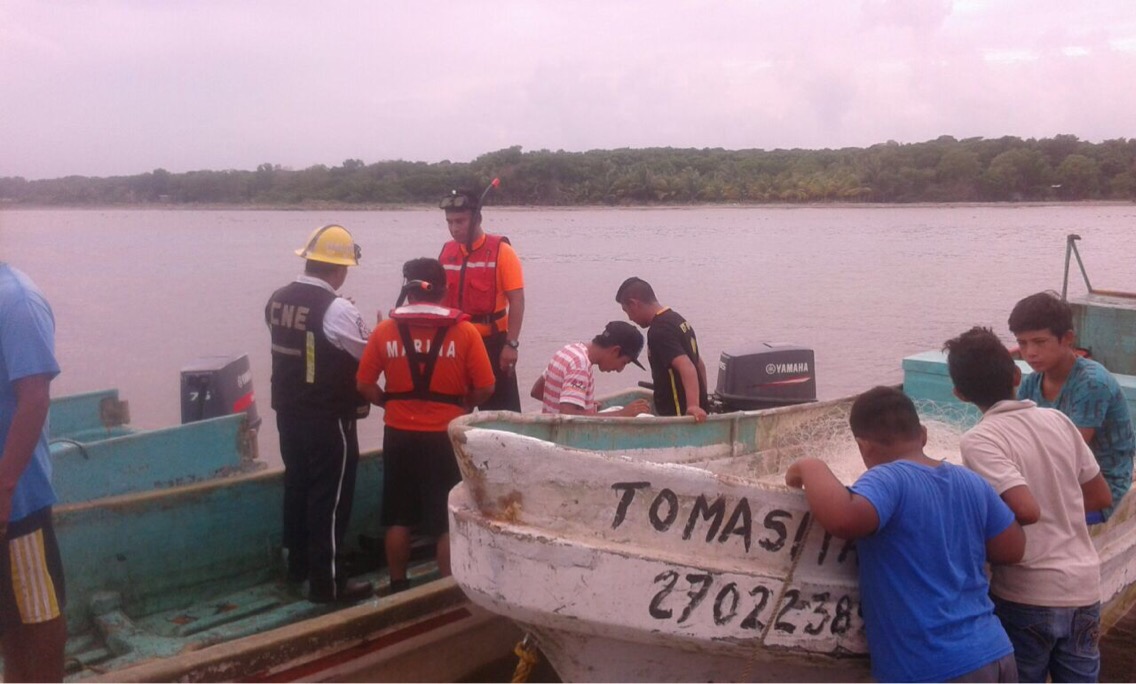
[2,205,1134,467]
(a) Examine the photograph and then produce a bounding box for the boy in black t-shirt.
[615,276,709,421]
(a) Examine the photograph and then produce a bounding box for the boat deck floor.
[63,561,441,680]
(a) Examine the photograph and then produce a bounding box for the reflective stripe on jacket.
[439,234,509,319]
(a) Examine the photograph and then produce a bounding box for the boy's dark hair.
[615,276,657,305]
[943,327,1016,408]
[1008,290,1073,338]
[401,257,446,303]
[849,386,923,445]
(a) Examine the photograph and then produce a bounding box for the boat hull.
[448,390,1136,683]
[447,403,875,682]
[451,485,870,682]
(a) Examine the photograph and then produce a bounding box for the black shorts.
[1,507,66,633]
[381,426,461,537]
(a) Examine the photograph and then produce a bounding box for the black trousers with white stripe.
[277,413,359,599]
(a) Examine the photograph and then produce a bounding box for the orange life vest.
[438,234,510,325]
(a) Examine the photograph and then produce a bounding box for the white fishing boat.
[447,235,1136,682]
[448,395,875,682]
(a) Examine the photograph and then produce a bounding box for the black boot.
[309,578,373,604]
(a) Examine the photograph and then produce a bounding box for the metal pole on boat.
[1062,234,1093,300]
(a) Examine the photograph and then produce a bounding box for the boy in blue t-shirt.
[1010,291,1136,520]
[786,386,1025,683]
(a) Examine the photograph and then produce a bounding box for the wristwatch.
[505,339,520,349]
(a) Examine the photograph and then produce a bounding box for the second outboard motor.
[180,353,261,429]
[712,343,817,412]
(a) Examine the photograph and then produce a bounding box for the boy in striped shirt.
[531,321,651,416]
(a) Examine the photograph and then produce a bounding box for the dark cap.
[595,320,645,369]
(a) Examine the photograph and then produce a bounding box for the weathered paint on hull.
[528,626,867,683]
[451,487,870,682]
[448,401,873,682]
[1097,495,1136,631]
[1070,292,1136,376]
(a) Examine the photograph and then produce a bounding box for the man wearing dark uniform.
[265,225,372,604]
[438,189,525,411]
[616,276,709,422]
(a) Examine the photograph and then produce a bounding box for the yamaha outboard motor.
[180,353,262,429]
[712,343,817,412]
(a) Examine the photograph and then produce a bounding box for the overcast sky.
[2,1,1134,180]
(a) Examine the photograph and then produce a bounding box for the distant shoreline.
[3,199,1133,212]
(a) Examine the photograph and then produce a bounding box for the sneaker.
[309,579,373,604]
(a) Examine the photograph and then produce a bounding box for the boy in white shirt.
[944,326,1112,682]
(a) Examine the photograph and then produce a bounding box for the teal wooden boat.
[49,389,262,504]
[34,389,518,681]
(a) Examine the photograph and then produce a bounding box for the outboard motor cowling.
[713,343,816,412]
[180,353,262,429]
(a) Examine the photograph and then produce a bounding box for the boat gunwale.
[450,391,863,430]
[54,448,383,515]
[451,424,804,501]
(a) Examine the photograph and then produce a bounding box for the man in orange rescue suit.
[265,225,373,604]
[356,257,495,594]
[438,188,524,411]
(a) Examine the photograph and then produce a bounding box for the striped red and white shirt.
[540,342,594,414]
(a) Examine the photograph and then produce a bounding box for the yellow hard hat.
[294,224,361,266]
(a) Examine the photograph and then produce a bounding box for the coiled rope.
[511,633,540,683]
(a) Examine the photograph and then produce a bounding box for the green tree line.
[3,135,1135,207]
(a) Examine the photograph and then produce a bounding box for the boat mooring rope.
[511,633,540,683]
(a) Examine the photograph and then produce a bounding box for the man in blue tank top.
[786,386,1024,682]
